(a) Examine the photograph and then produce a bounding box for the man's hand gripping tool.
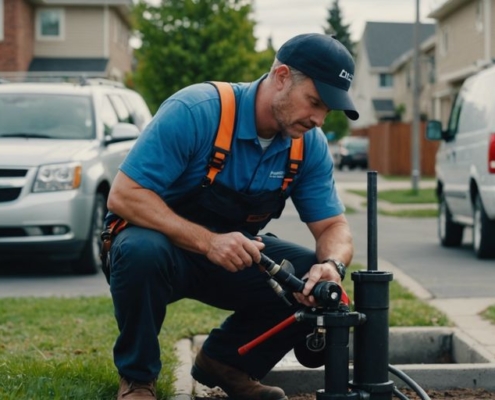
[238,253,355,356]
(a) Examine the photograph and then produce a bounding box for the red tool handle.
[238,313,298,355]
[340,287,350,306]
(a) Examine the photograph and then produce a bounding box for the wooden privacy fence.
[353,122,440,177]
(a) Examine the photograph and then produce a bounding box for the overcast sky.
[253,0,445,50]
[142,0,446,50]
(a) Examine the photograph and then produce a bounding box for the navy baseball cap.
[277,33,359,120]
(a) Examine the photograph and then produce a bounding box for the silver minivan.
[426,65,495,259]
[0,80,152,273]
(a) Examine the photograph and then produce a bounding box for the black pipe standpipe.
[350,171,394,400]
[316,311,363,400]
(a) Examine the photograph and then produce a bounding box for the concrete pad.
[263,364,495,394]
[174,328,495,397]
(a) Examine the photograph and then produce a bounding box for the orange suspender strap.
[205,81,237,185]
[204,81,303,190]
[281,137,304,192]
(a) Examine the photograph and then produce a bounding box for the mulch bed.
[197,387,495,399]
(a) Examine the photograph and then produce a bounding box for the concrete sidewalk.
[379,258,495,361]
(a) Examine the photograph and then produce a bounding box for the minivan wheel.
[473,194,495,259]
[73,193,107,275]
[438,194,463,247]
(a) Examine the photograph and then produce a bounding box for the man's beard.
[272,90,314,138]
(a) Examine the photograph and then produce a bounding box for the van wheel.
[473,194,495,259]
[73,193,107,274]
[438,194,463,247]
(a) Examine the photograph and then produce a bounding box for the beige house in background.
[348,1,495,176]
[390,35,436,123]
[351,0,495,130]
[350,21,435,130]
[0,0,133,81]
[429,0,495,124]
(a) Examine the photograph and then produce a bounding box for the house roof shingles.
[364,22,435,68]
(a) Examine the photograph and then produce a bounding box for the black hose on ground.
[388,364,431,400]
[392,386,410,400]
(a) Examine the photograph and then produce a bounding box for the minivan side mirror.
[106,122,140,144]
[425,120,444,141]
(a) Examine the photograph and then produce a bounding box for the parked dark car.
[334,136,369,170]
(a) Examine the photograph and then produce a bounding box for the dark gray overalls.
[108,82,318,383]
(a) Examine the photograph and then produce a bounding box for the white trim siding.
[103,5,109,57]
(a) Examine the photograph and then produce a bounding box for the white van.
[426,65,495,259]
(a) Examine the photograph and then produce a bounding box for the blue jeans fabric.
[109,226,317,382]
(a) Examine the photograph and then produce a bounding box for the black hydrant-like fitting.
[349,171,394,399]
[350,270,394,399]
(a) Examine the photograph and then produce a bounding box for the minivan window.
[457,78,488,134]
[0,94,94,139]
[101,95,120,135]
[120,90,152,131]
[109,94,132,124]
[447,93,463,137]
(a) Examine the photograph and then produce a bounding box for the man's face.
[272,74,330,139]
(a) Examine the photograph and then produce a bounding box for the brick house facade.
[0,0,34,72]
[0,0,132,81]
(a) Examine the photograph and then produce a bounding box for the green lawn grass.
[349,188,437,204]
[481,305,495,324]
[0,264,450,399]
[378,208,438,218]
[344,205,357,214]
[380,175,435,182]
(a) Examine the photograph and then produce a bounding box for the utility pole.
[411,0,421,193]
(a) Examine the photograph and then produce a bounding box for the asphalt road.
[0,170,493,299]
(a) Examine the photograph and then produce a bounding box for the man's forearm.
[108,185,215,255]
[314,219,354,266]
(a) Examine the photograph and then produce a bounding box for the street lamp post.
[411,0,421,193]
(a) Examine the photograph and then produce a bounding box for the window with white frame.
[0,0,4,41]
[36,8,65,40]
[379,73,393,88]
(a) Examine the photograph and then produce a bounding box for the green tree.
[324,0,355,57]
[253,35,276,74]
[322,0,355,141]
[322,111,348,141]
[132,0,267,113]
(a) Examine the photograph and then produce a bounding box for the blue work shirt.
[120,76,344,223]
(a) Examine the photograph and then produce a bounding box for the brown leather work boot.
[117,377,157,399]
[191,349,287,400]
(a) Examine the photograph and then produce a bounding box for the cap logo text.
[339,69,353,82]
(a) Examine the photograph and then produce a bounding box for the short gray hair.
[270,59,308,84]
